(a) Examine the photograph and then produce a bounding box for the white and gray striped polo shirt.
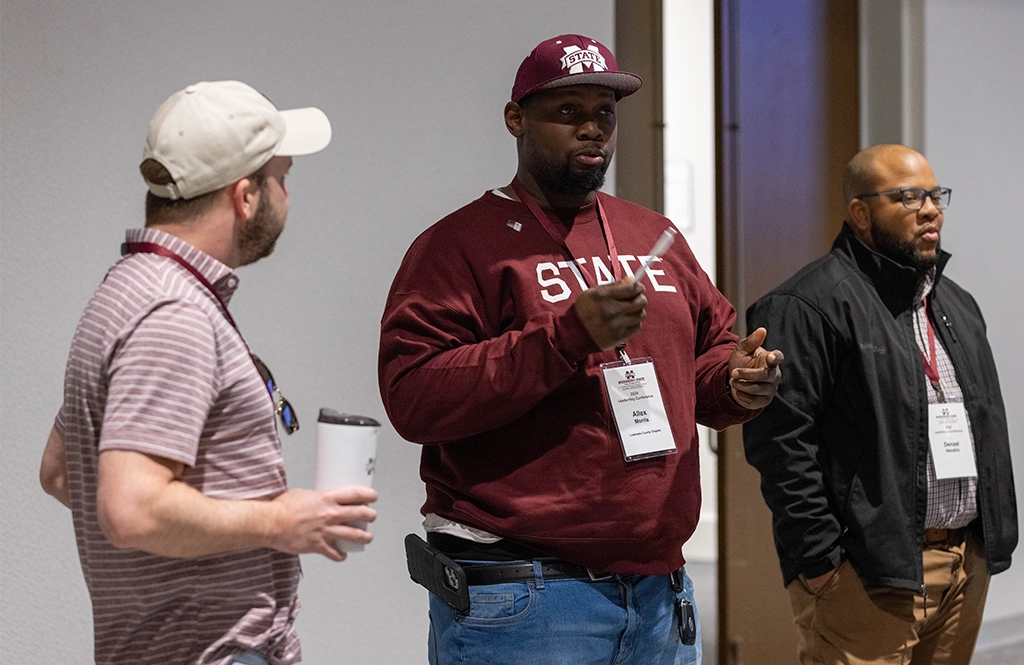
[56,227,301,665]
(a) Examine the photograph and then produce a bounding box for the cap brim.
[277,107,332,156]
[530,71,643,99]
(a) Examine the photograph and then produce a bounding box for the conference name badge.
[600,357,677,461]
[928,402,977,479]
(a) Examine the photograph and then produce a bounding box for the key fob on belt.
[676,598,697,645]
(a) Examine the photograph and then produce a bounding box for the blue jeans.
[231,650,270,665]
[428,562,701,665]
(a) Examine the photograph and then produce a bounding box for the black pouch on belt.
[405,534,471,613]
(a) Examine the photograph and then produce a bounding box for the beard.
[869,213,939,279]
[526,144,612,199]
[237,179,285,266]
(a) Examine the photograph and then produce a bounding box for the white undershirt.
[422,513,503,543]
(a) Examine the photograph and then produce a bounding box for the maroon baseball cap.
[511,34,643,103]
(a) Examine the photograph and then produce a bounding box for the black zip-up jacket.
[744,224,1017,591]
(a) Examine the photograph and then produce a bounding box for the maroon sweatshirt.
[379,190,756,574]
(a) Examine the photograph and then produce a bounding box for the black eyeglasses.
[251,354,299,434]
[855,187,952,211]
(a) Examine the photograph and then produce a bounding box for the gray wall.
[862,0,1024,646]
[923,0,1024,645]
[0,2,613,662]
[3,0,1022,661]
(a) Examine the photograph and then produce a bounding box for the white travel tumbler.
[314,408,380,552]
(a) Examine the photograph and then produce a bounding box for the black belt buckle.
[669,568,696,645]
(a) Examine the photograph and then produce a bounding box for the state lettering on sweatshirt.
[536,255,678,303]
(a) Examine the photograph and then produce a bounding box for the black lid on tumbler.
[317,408,380,427]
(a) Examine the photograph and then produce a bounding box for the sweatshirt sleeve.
[688,249,757,430]
[378,238,600,444]
[742,293,843,581]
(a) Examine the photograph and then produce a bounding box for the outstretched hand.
[727,327,784,410]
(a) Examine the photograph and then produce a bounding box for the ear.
[229,178,258,221]
[847,197,872,235]
[504,101,525,138]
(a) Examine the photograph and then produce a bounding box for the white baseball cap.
[142,80,332,200]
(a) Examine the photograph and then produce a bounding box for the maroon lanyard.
[510,177,623,286]
[124,240,299,431]
[124,242,240,331]
[510,179,634,362]
[918,297,942,394]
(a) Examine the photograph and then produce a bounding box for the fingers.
[603,276,645,299]
[731,361,782,383]
[319,545,347,563]
[593,279,647,314]
[736,326,768,355]
[316,502,376,562]
[325,485,379,506]
[329,503,378,525]
[327,523,375,546]
[575,278,647,349]
[268,487,378,559]
[730,377,778,399]
[320,522,374,562]
[729,337,783,409]
[729,386,775,410]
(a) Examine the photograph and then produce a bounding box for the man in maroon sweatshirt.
[379,34,782,665]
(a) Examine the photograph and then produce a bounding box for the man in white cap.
[39,81,377,665]
[379,36,782,664]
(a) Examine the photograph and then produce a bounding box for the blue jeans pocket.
[460,582,534,624]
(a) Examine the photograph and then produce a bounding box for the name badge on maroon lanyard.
[510,179,677,461]
[600,357,677,461]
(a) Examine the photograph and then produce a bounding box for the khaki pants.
[786,529,990,665]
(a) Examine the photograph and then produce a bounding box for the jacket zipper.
[908,311,928,594]
[934,305,991,577]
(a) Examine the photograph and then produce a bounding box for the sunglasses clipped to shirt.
[251,353,299,434]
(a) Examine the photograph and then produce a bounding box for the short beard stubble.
[527,145,613,201]
[237,178,284,267]
[869,215,939,281]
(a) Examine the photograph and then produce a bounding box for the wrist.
[257,496,287,551]
[725,375,742,406]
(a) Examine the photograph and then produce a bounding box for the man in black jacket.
[744,144,1016,665]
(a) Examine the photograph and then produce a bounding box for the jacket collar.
[832,223,951,316]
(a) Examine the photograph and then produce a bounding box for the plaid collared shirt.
[914,273,979,529]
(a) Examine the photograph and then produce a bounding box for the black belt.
[462,559,614,585]
[924,527,965,545]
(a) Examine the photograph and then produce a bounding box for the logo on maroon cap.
[559,45,608,74]
[511,34,642,102]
